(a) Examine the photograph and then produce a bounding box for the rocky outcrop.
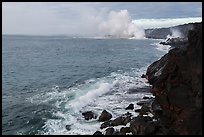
[93,131,103,135]
[98,110,112,122]
[145,22,202,135]
[159,37,188,47]
[82,111,97,120]
[100,112,132,129]
[125,103,134,110]
[92,22,202,135]
[145,22,199,39]
[105,127,115,135]
[65,125,71,131]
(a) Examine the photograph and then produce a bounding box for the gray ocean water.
[2,35,169,135]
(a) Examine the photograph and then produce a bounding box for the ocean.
[2,35,170,135]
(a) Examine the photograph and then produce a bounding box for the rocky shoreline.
[75,22,202,135]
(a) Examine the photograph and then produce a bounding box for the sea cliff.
[91,22,202,135]
[145,22,202,135]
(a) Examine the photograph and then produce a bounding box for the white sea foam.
[68,82,114,112]
[27,67,152,135]
[151,42,171,53]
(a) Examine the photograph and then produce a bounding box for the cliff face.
[146,22,202,134]
[145,22,200,39]
[92,22,202,135]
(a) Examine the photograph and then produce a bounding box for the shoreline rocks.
[125,103,134,110]
[98,110,112,122]
[159,37,188,47]
[91,22,202,135]
[82,111,97,120]
[146,22,202,135]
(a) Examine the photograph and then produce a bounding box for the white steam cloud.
[170,28,183,38]
[166,28,183,39]
[99,10,145,39]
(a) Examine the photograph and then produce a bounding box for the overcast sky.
[2,2,202,36]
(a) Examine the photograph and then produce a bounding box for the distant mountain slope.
[145,22,201,39]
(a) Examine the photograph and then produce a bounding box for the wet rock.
[82,111,97,120]
[112,130,125,135]
[135,109,141,113]
[111,115,131,126]
[125,112,132,116]
[93,131,103,135]
[100,120,112,129]
[98,110,112,122]
[105,127,114,135]
[143,116,152,122]
[141,74,146,78]
[137,101,149,106]
[120,127,131,133]
[159,37,188,47]
[125,103,134,110]
[123,116,131,125]
[65,125,71,131]
[139,104,150,116]
[111,117,125,126]
[130,116,147,135]
[143,96,153,99]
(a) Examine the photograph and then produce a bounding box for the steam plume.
[99,10,145,39]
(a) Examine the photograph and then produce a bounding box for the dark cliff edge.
[145,22,200,39]
[146,22,202,135]
[91,22,202,135]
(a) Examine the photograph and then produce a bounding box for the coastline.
[90,22,202,135]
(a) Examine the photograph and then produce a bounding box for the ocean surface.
[2,35,170,135]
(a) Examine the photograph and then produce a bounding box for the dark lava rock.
[135,109,141,113]
[65,125,71,131]
[111,117,125,126]
[100,120,112,129]
[120,127,131,133]
[144,122,157,135]
[105,127,115,135]
[130,116,148,135]
[145,22,195,39]
[159,37,188,47]
[125,103,134,110]
[151,99,163,119]
[93,131,103,135]
[143,116,152,122]
[139,104,150,116]
[111,115,131,126]
[98,110,112,122]
[137,101,149,106]
[112,130,125,135]
[100,114,131,129]
[82,111,97,120]
[123,116,131,125]
[146,22,202,135]
[143,96,153,99]
[141,74,146,78]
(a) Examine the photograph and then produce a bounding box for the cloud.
[2,2,202,36]
[132,17,202,29]
[2,2,107,35]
